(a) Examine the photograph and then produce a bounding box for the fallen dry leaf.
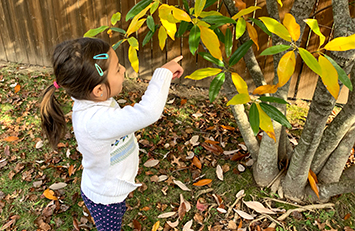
[143,159,159,167]
[216,164,223,181]
[193,179,212,186]
[196,198,209,211]
[14,84,21,93]
[4,136,19,142]
[152,220,160,231]
[192,156,202,169]
[243,201,276,214]
[167,219,179,228]
[173,180,191,191]
[49,182,67,190]
[234,209,255,220]
[183,219,193,231]
[308,170,320,199]
[43,188,58,201]
[158,211,176,219]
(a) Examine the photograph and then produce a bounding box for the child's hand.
[161,56,184,79]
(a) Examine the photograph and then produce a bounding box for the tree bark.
[283,78,337,201]
[318,123,355,184]
[305,165,355,202]
[312,64,355,173]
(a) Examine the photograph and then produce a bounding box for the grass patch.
[0,63,354,230]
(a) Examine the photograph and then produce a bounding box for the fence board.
[0,0,353,104]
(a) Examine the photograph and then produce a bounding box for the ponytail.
[40,84,66,150]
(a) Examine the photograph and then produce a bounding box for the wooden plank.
[121,0,137,78]
[51,0,71,43]
[4,0,28,63]
[17,1,41,65]
[66,0,85,38]
[0,1,16,62]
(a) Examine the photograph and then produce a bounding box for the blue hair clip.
[93,53,109,60]
[93,53,109,76]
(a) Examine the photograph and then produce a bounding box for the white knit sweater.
[72,68,173,204]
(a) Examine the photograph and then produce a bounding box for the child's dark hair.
[40,37,111,149]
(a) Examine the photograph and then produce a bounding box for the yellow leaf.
[304,19,325,48]
[252,84,278,95]
[246,22,259,50]
[283,13,300,41]
[185,68,222,80]
[226,93,250,106]
[43,188,58,200]
[318,55,339,99]
[4,136,19,142]
[128,45,139,73]
[324,34,355,51]
[158,26,167,50]
[199,25,222,60]
[232,6,261,20]
[193,179,212,186]
[231,72,249,94]
[308,170,320,199]
[161,19,176,40]
[259,17,292,42]
[195,0,206,17]
[236,18,246,40]
[126,18,146,37]
[277,51,296,88]
[256,103,276,142]
[200,11,223,18]
[276,0,283,7]
[172,6,191,22]
[152,221,160,231]
[196,20,211,28]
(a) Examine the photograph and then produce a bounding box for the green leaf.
[177,21,191,37]
[209,72,225,102]
[110,27,126,34]
[225,28,233,58]
[323,54,352,91]
[84,26,109,37]
[226,93,250,105]
[127,37,139,50]
[298,47,322,76]
[198,52,224,67]
[147,15,155,31]
[151,0,159,14]
[259,103,291,129]
[249,18,272,36]
[214,27,225,44]
[185,67,222,80]
[201,15,236,27]
[249,103,260,136]
[260,45,291,56]
[183,0,190,11]
[235,18,246,39]
[259,17,292,42]
[143,29,155,46]
[229,40,253,66]
[195,0,206,17]
[112,39,125,50]
[259,96,288,104]
[204,0,218,9]
[189,25,201,55]
[126,0,153,21]
[111,12,121,26]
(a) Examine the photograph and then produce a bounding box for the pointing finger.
[172,55,183,63]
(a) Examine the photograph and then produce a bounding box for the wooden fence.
[0,0,353,103]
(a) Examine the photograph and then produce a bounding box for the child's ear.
[92,84,104,98]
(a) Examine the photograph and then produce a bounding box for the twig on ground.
[195,188,214,199]
[225,194,244,219]
[264,197,303,208]
[276,203,335,221]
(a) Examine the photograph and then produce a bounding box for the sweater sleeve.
[87,68,173,140]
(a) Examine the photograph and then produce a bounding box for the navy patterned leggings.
[81,190,126,231]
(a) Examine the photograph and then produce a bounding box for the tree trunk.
[283,78,337,201]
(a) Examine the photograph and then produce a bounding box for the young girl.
[40,37,183,230]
